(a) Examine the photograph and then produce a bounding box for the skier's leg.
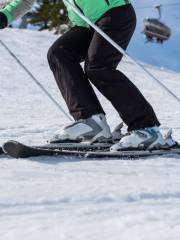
[85,4,160,131]
[47,27,111,142]
[47,26,105,120]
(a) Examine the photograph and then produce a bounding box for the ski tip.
[2,140,25,158]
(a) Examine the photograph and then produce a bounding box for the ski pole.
[0,39,72,121]
[64,0,180,104]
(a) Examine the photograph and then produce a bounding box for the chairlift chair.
[143,5,171,43]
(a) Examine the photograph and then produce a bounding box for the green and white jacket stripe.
[0,0,35,23]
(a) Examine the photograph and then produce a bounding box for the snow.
[1,28,180,239]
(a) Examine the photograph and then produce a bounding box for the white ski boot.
[51,114,112,143]
[111,123,124,141]
[110,126,172,152]
[163,128,177,147]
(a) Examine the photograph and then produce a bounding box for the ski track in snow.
[1,29,180,239]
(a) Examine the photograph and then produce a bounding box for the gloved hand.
[0,12,8,29]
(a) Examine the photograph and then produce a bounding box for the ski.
[0,146,4,155]
[2,140,112,158]
[3,140,180,159]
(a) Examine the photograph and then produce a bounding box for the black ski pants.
[47,4,160,131]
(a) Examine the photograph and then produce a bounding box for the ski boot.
[111,122,124,142]
[163,128,177,147]
[110,126,175,152]
[50,114,112,143]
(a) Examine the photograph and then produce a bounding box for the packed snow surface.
[1,29,180,240]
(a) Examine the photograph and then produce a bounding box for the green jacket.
[0,0,130,28]
[64,0,130,28]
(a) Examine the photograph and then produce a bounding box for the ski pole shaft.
[0,39,72,121]
[64,0,180,104]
